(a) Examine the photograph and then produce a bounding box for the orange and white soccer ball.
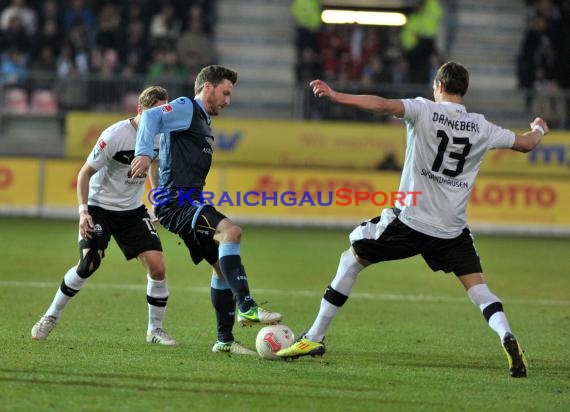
[255,324,295,360]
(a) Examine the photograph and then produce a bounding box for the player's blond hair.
[138,86,169,109]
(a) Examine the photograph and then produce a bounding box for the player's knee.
[220,223,242,243]
[349,247,371,267]
[76,248,102,278]
[148,262,166,280]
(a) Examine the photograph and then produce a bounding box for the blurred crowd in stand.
[3,0,569,127]
[293,0,444,120]
[0,0,216,114]
[517,0,570,128]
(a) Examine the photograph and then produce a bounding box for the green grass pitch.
[0,217,569,411]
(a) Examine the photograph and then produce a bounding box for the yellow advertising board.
[1,155,569,232]
[65,113,570,178]
[64,113,407,168]
[43,159,156,210]
[0,158,39,207]
[468,176,570,226]
[66,112,125,158]
[480,130,570,177]
[194,166,570,230]
[43,159,83,207]
[211,166,401,224]
[212,119,406,170]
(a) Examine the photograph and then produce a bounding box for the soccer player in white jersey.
[31,86,177,345]
[277,62,549,378]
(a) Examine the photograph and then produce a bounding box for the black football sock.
[211,276,236,343]
[218,242,254,313]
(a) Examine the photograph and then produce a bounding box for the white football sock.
[467,283,511,339]
[147,274,168,332]
[488,312,511,340]
[330,249,364,296]
[307,250,364,342]
[45,266,86,318]
[306,298,338,342]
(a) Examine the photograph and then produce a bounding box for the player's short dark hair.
[435,62,469,97]
[194,65,238,95]
[138,86,169,109]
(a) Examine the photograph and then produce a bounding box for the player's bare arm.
[76,163,97,239]
[309,79,405,117]
[511,117,549,153]
[149,158,159,189]
[130,155,152,178]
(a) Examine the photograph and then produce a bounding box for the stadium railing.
[1,71,569,135]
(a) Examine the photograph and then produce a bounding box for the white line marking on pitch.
[1,280,568,306]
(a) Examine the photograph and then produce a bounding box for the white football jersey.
[86,119,159,211]
[397,97,515,238]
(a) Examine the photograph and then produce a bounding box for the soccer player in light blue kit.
[277,62,549,378]
[131,65,282,355]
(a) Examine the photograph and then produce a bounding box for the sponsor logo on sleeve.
[93,139,107,159]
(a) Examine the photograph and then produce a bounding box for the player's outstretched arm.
[511,117,549,153]
[309,79,405,117]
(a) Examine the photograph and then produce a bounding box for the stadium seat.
[30,90,58,114]
[122,92,139,113]
[3,88,29,114]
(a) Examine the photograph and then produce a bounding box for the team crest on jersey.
[162,104,173,113]
[176,97,186,104]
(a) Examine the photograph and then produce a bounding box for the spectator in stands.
[296,46,322,84]
[95,3,121,50]
[0,46,27,86]
[118,2,150,75]
[291,0,322,56]
[0,0,36,36]
[361,55,390,86]
[518,6,563,116]
[400,0,442,84]
[148,2,182,49]
[36,0,61,55]
[29,44,57,90]
[391,55,411,86]
[518,15,546,98]
[121,21,151,76]
[177,5,215,79]
[62,0,96,51]
[321,45,338,82]
[90,47,122,110]
[0,15,31,55]
[532,66,563,127]
[146,48,188,97]
[297,46,323,119]
[56,42,75,78]
[37,0,60,31]
[34,18,60,58]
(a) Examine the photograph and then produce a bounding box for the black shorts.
[78,205,162,260]
[349,208,482,276]
[156,202,226,266]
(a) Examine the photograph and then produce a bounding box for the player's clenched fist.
[310,79,334,99]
